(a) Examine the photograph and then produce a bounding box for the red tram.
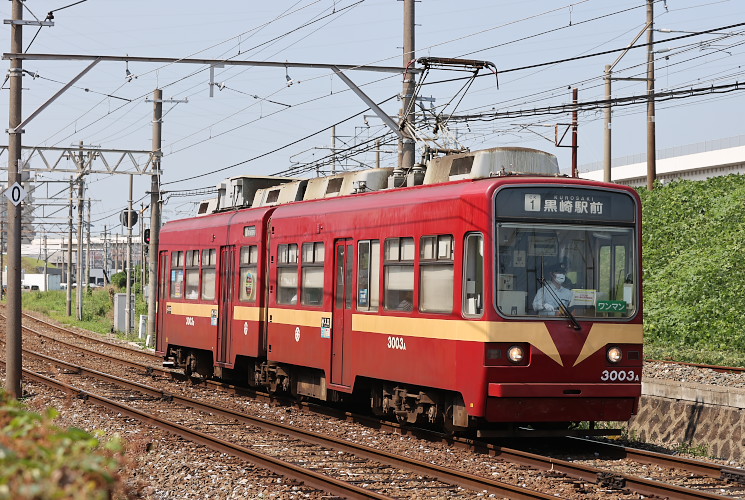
[155,147,642,434]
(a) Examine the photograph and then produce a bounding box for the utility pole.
[76,144,85,321]
[604,64,612,182]
[86,199,91,292]
[571,87,578,178]
[399,0,416,172]
[103,225,109,284]
[602,15,654,184]
[5,0,23,399]
[43,234,48,291]
[147,88,163,348]
[125,174,133,335]
[331,125,336,175]
[66,178,73,316]
[646,0,657,189]
[140,203,146,295]
[1,219,4,300]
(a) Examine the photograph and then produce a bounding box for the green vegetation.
[640,175,745,366]
[0,390,134,499]
[21,287,147,344]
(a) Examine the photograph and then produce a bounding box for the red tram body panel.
[156,164,643,430]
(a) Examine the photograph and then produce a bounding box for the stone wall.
[626,380,745,462]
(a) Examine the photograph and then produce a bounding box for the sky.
[1,0,744,237]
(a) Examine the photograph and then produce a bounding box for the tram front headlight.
[607,346,623,364]
[507,345,525,364]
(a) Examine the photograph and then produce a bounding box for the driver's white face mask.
[554,273,566,284]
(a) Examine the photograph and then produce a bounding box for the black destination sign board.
[495,186,636,223]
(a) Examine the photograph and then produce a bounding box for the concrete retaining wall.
[626,379,745,462]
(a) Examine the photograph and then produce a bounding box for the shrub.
[0,390,136,498]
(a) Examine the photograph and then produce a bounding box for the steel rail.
[567,437,745,485]
[453,438,733,500]
[647,358,745,374]
[15,345,557,499]
[11,314,736,499]
[3,360,394,500]
[19,311,161,359]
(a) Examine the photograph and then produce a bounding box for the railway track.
[648,358,745,374]
[7,310,745,498]
[11,343,560,499]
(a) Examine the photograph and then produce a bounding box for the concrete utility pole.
[125,174,133,335]
[43,234,48,291]
[76,146,85,320]
[646,0,657,189]
[571,88,578,178]
[86,199,91,291]
[399,0,416,171]
[604,64,612,182]
[331,125,336,175]
[103,225,109,284]
[5,0,23,399]
[66,178,73,316]
[1,219,4,300]
[147,88,163,348]
[140,204,146,294]
[602,14,654,183]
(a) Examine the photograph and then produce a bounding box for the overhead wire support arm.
[8,58,100,134]
[332,66,403,140]
[3,53,415,75]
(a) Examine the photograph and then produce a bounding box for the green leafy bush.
[640,176,745,363]
[0,391,135,499]
[111,271,127,289]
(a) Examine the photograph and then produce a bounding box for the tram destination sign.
[496,187,636,223]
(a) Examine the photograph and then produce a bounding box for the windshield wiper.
[537,277,582,331]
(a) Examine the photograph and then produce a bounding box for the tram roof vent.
[303,168,393,200]
[252,179,308,207]
[227,176,298,208]
[423,147,560,184]
[196,197,218,216]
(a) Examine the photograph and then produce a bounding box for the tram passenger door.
[217,246,235,365]
[332,239,353,386]
[156,251,169,353]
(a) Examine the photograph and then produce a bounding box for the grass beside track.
[18,288,148,346]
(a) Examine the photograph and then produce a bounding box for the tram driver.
[532,264,573,316]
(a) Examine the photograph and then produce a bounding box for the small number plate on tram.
[601,369,639,382]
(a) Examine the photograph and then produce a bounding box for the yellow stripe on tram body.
[573,323,643,367]
[352,314,564,366]
[233,306,264,322]
[268,308,329,328]
[166,302,217,318]
[236,308,644,368]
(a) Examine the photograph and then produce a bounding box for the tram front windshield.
[496,223,637,319]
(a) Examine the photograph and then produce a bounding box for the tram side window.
[239,245,259,302]
[202,249,217,301]
[420,235,454,313]
[170,251,184,299]
[384,237,415,311]
[463,233,484,317]
[301,242,325,306]
[277,243,299,304]
[357,240,380,312]
[185,250,200,300]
